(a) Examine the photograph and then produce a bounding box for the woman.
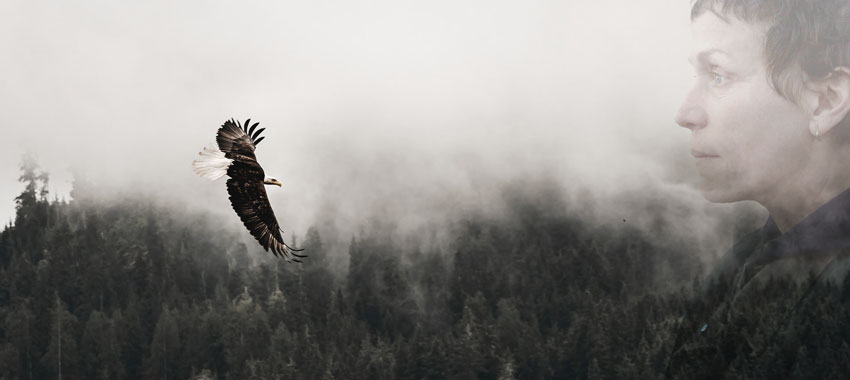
[666,0,850,377]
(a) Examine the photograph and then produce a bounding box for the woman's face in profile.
[675,12,814,204]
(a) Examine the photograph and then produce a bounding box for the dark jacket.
[664,188,850,379]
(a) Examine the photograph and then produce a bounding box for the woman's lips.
[691,149,720,158]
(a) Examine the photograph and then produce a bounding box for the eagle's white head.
[263,176,282,187]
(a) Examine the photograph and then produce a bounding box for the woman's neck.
[760,145,850,233]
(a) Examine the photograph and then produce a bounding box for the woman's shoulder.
[702,227,768,286]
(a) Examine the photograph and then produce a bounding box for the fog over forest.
[8,2,825,379]
[1,0,766,268]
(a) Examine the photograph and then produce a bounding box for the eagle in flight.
[192,119,305,262]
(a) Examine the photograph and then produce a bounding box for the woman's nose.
[675,91,708,130]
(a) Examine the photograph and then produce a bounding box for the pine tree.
[40,293,79,380]
[1,302,35,379]
[146,306,180,380]
[81,310,125,380]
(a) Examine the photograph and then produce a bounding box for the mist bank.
[10,151,765,276]
[0,158,773,379]
[0,0,697,236]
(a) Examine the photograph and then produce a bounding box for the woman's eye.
[712,73,727,86]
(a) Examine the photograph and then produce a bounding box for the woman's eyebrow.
[688,49,731,66]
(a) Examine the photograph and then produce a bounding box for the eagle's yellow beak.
[264,177,283,187]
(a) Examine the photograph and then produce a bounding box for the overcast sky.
[0,0,735,250]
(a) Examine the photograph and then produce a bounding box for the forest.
[2,158,850,379]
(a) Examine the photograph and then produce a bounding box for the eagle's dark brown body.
[198,119,304,261]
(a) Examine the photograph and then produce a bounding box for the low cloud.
[0,0,755,267]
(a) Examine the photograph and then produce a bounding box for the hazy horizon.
[1,0,757,262]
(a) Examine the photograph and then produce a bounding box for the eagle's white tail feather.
[192,145,232,180]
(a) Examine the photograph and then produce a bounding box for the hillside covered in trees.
[3,159,850,379]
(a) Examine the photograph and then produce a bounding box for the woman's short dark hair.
[691,0,850,105]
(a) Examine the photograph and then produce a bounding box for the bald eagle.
[192,119,305,262]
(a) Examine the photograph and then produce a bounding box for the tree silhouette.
[0,156,847,378]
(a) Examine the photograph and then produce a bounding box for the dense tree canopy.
[0,160,847,379]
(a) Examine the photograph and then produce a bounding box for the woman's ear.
[809,67,850,137]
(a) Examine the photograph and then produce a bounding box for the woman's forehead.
[690,12,767,70]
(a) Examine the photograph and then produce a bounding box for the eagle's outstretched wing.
[226,177,304,261]
[214,119,305,261]
[216,118,266,160]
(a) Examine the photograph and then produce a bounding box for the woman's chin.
[699,184,742,204]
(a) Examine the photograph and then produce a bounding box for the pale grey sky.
[1,0,724,250]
